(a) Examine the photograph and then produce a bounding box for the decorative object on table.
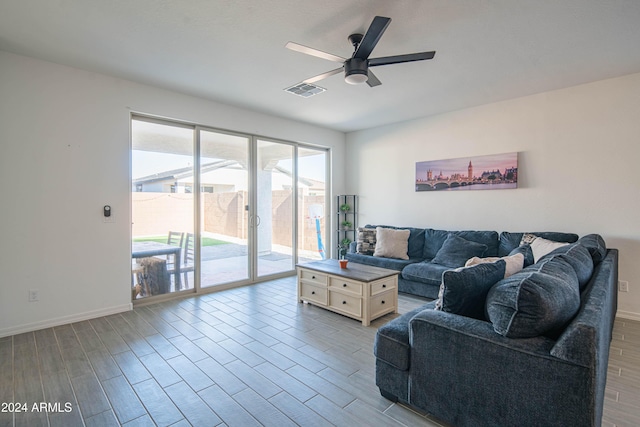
[339,259,349,268]
[415,152,518,192]
[338,238,352,259]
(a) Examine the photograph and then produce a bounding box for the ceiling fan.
[286,16,436,87]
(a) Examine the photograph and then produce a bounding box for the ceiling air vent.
[284,83,326,98]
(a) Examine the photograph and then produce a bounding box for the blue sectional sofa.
[370,230,617,427]
[346,225,579,299]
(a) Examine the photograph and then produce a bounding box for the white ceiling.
[2,0,640,132]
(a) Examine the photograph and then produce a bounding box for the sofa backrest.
[366,225,426,259]
[498,231,579,257]
[422,229,499,260]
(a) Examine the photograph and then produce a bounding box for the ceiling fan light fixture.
[345,72,368,85]
[344,58,368,85]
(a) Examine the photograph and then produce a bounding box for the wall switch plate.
[29,289,39,302]
[619,280,629,292]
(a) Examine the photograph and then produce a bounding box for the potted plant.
[338,238,351,268]
[340,203,351,213]
[341,220,352,230]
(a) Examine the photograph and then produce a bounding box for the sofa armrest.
[409,309,556,358]
[551,249,617,365]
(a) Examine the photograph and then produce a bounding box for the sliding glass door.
[256,139,295,277]
[199,129,251,288]
[297,146,328,263]
[131,115,329,299]
[131,118,194,299]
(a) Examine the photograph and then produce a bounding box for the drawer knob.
[312,275,316,279]
[343,283,347,287]
[382,284,386,288]
[342,301,347,304]
[311,291,315,295]
[381,300,385,304]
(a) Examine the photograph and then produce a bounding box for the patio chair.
[180,233,195,289]
[166,231,184,268]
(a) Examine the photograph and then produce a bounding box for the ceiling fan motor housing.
[345,58,368,84]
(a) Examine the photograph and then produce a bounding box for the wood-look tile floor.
[0,276,638,427]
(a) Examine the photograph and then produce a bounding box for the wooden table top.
[297,259,399,282]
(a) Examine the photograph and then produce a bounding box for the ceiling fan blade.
[302,67,344,84]
[366,70,381,87]
[354,16,391,60]
[369,51,436,67]
[285,42,346,63]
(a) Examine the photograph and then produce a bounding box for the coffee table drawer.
[370,291,396,318]
[371,278,396,296]
[300,269,327,286]
[300,283,327,305]
[329,277,363,296]
[329,291,362,317]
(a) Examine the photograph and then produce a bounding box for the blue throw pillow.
[577,234,607,264]
[508,244,534,267]
[431,234,488,268]
[437,260,506,320]
[486,257,580,338]
[540,243,594,290]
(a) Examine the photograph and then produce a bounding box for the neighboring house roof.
[134,161,324,189]
[132,160,237,185]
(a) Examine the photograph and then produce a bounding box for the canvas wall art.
[416,152,518,192]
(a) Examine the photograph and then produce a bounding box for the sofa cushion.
[577,234,607,264]
[508,245,535,267]
[465,253,524,278]
[346,252,418,271]
[374,302,437,371]
[431,234,488,268]
[435,260,507,320]
[401,262,450,286]
[423,229,499,259]
[498,231,579,256]
[367,225,425,259]
[356,227,376,255]
[486,257,580,338]
[374,227,410,260]
[540,243,594,291]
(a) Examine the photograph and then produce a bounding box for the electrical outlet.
[29,289,39,302]
[619,280,629,293]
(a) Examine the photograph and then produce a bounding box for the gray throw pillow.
[431,234,488,268]
[435,260,507,320]
[356,227,376,255]
[486,257,580,338]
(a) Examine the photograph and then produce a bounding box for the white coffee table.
[297,259,399,326]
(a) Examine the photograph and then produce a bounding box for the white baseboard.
[616,310,640,322]
[0,303,133,338]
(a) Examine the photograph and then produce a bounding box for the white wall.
[0,50,345,337]
[346,72,640,319]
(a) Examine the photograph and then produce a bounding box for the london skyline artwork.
[416,152,518,192]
